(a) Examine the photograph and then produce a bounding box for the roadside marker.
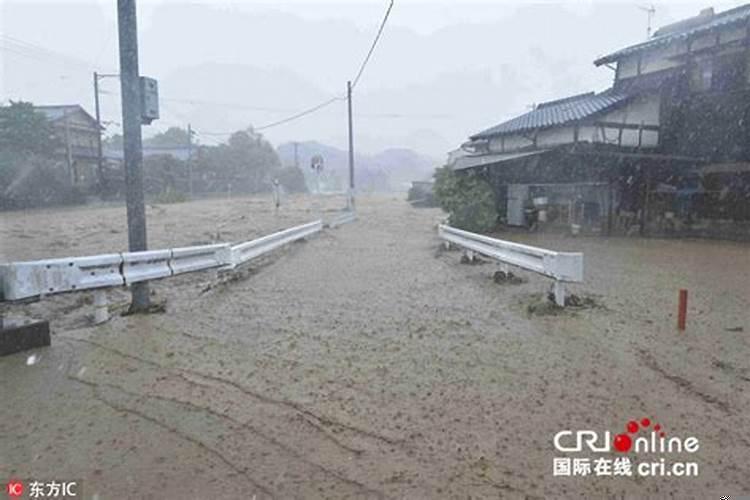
[677,289,688,331]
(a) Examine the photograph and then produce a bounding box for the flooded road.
[1,194,749,498]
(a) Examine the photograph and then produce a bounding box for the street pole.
[293,141,299,169]
[347,80,355,210]
[93,72,106,195]
[63,108,74,185]
[187,123,193,198]
[117,0,150,311]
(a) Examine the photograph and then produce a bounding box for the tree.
[433,165,498,232]
[0,101,60,155]
[0,101,79,209]
[145,127,190,147]
[194,126,281,194]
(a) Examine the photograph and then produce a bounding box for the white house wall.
[616,24,748,81]
[489,134,533,153]
[603,93,660,126]
[537,127,575,147]
[640,42,686,74]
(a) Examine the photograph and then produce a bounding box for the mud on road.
[1,194,749,498]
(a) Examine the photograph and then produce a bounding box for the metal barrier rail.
[438,224,583,306]
[326,211,357,229]
[0,221,323,302]
[229,220,323,267]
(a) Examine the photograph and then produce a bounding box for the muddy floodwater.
[1,194,749,498]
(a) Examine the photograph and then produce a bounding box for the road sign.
[311,154,324,173]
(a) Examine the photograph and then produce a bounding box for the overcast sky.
[1,0,747,159]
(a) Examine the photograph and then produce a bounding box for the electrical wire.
[0,34,98,70]
[255,96,345,131]
[351,0,394,90]
[244,0,394,131]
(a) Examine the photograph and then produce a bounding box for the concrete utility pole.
[293,141,299,169]
[93,72,105,193]
[347,80,355,210]
[117,0,150,311]
[187,123,193,198]
[93,72,119,193]
[63,108,74,185]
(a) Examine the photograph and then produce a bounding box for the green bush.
[433,165,497,232]
[0,153,86,210]
[153,186,188,204]
[277,165,308,193]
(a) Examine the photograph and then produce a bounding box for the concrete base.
[0,320,51,356]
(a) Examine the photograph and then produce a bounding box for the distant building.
[104,145,193,162]
[453,4,750,238]
[35,104,101,188]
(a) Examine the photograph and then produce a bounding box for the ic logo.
[6,480,23,497]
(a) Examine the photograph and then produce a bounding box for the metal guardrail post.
[438,224,583,307]
[93,290,109,324]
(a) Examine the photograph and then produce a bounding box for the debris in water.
[26,354,39,366]
[493,270,525,285]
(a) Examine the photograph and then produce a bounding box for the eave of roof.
[34,104,102,129]
[594,4,750,66]
[453,149,549,171]
[470,89,630,140]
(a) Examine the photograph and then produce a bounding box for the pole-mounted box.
[140,76,159,124]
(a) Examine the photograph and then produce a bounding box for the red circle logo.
[6,481,24,497]
[613,433,633,452]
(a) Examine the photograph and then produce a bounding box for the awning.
[452,149,549,171]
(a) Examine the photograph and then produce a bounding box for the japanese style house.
[452,4,750,237]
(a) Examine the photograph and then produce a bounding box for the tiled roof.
[470,90,630,140]
[34,105,101,130]
[594,4,750,66]
[34,105,85,121]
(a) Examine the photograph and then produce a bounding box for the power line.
[351,0,394,90]
[245,0,394,132]
[0,34,99,70]
[162,97,299,113]
[255,96,345,131]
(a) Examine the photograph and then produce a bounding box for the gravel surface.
[1,194,748,499]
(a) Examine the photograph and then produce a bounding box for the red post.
[677,289,688,331]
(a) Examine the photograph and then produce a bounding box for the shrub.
[277,165,308,193]
[0,153,85,210]
[153,186,188,204]
[433,165,497,232]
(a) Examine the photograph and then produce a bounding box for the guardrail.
[438,224,583,306]
[228,220,322,267]
[326,211,357,229]
[0,221,323,311]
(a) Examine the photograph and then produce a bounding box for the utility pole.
[93,72,119,194]
[93,72,106,195]
[63,108,74,185]
[187,123,193,198]
[293,141,299,169]
[347,80,355,210]
[117,0,150,311]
